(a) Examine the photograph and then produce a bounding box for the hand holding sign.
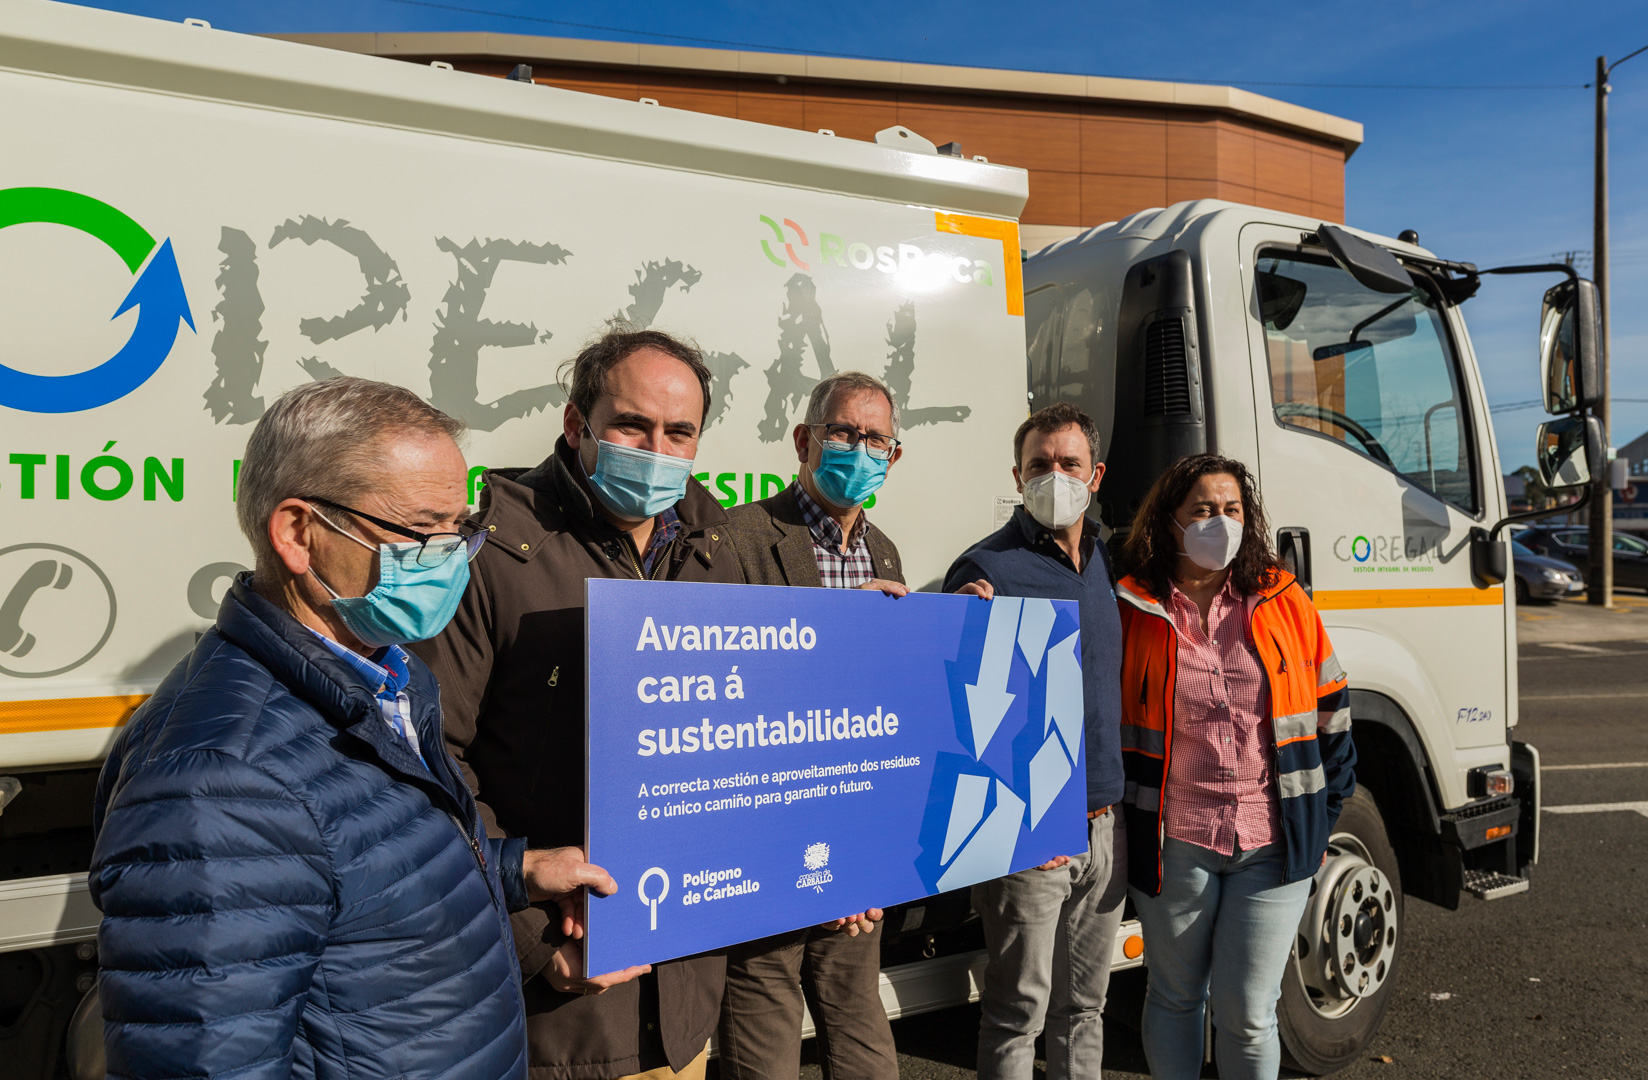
[523,846,618,939]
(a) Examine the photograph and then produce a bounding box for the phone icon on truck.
[0,544,117,679]
[0,559,74,658]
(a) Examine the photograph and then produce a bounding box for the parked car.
[1517,526,1648,592]
[1510,539,1585,602]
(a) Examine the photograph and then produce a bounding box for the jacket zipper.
[446,810,500,903]
[1252,590,1295,883]
[622,534,677,581]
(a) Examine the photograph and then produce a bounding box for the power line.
[1492,398,1648,413]
[373,0,1590,90]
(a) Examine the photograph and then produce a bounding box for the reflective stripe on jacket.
[1116,568,1356,893]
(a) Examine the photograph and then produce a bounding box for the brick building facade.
[280,31,1362,252]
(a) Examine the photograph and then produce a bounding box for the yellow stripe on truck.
[933,212,1024,316]
[0,695,148,736]
[1312,587,1504,611]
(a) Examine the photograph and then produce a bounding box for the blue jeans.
[1130,839,1312,1080]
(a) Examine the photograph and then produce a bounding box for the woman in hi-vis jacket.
[1114,453,1355,1080]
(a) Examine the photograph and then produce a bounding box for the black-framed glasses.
[809,423,901,461]
[303,496,486,567]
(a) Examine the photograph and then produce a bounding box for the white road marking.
[1543,761,1648,771]
[1544,802,1648,818]
[1540,642,1612,654]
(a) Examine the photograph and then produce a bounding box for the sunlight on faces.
[566,346,704,472]
[792,389,903,476]
[303,431,470,600]
[1173,472,1244,533]
[1014,424,1102,495]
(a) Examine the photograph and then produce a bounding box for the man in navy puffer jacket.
[90,378,630,1080]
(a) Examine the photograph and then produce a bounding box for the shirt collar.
[793,480,867,551]
[1168,573,1244,611]
[1013,506,1097,555]
[642,506,684,575]
[310,629,411,700]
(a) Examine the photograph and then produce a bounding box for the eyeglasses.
[809,423,901,461]
[303,496,486,567]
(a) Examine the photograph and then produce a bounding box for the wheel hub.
[1290,835,1398,1019]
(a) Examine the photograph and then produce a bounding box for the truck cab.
[1024,199,1601,1071]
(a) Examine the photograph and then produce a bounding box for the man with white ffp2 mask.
[941,403,1128,1080]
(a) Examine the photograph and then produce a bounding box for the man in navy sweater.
[942,403,1127,1080]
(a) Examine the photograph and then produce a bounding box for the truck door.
[1237,224,1507,799]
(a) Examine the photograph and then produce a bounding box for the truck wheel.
[1278,788,1402,1075]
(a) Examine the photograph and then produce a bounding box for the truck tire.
[1278,787,1402,1075]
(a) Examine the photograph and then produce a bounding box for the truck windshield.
[1257,252,1477,514]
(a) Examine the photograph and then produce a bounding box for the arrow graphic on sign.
[965,597,1021,758]
[0,187,194,414]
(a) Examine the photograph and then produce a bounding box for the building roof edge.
[266,31,1365,153]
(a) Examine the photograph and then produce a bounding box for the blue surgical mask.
[582,424,696,520]
[312,521,471,647]
[810,440,889,510]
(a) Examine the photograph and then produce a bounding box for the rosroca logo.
[0,187,195,414]
[758,214,997,287]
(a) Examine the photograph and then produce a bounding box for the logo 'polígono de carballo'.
[797,841,832,892]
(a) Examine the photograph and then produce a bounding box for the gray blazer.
[725,488,905,587]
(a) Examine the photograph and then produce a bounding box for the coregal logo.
[1332,532,1441,572]
[0,187,194,414]
[759,214,996,286]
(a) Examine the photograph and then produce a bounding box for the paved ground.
[1513,588,1648,643]
[774,596,1648,1078]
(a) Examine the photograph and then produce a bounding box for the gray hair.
[236,377,466,573]
[803,372,900,435]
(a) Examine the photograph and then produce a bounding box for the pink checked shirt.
[1164,578,1281,855]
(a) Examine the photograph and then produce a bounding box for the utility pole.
[1590,45,1648,606]
[1591,55,1612,606]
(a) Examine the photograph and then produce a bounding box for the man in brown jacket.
[413,329,739,1080]
[718,371,939,1080]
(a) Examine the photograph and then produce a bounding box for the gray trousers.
[972,806,1128,1080]
[717,923,897,1080]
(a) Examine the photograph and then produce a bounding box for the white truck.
[1023,204,1600,1071]
[0,2,1602,1076]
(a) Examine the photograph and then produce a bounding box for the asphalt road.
[784,597,1648,1079]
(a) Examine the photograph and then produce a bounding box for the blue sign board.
[584,579,1088,974]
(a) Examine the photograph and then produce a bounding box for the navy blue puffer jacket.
[91,576,531,1080]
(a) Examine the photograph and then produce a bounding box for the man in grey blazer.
[715,372,905,1080]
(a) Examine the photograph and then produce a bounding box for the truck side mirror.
[1540,279,1601,413]
[1535,414,1604,490]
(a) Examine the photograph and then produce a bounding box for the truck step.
[1463,869,1530,900]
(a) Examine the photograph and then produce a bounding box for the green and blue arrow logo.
[0,187,194,413]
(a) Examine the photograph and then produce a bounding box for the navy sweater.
[943,508,1126,810]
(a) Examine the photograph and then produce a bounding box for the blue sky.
[65,0,1648,471]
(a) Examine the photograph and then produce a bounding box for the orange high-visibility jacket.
[1116,569,1356,894]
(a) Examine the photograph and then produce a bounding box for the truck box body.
[0,0,1030,771]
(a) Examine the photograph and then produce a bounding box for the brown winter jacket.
[411,436,740,1079]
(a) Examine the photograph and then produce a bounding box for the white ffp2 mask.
[1022,469,1094,530]
[1176,514,1244,571]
